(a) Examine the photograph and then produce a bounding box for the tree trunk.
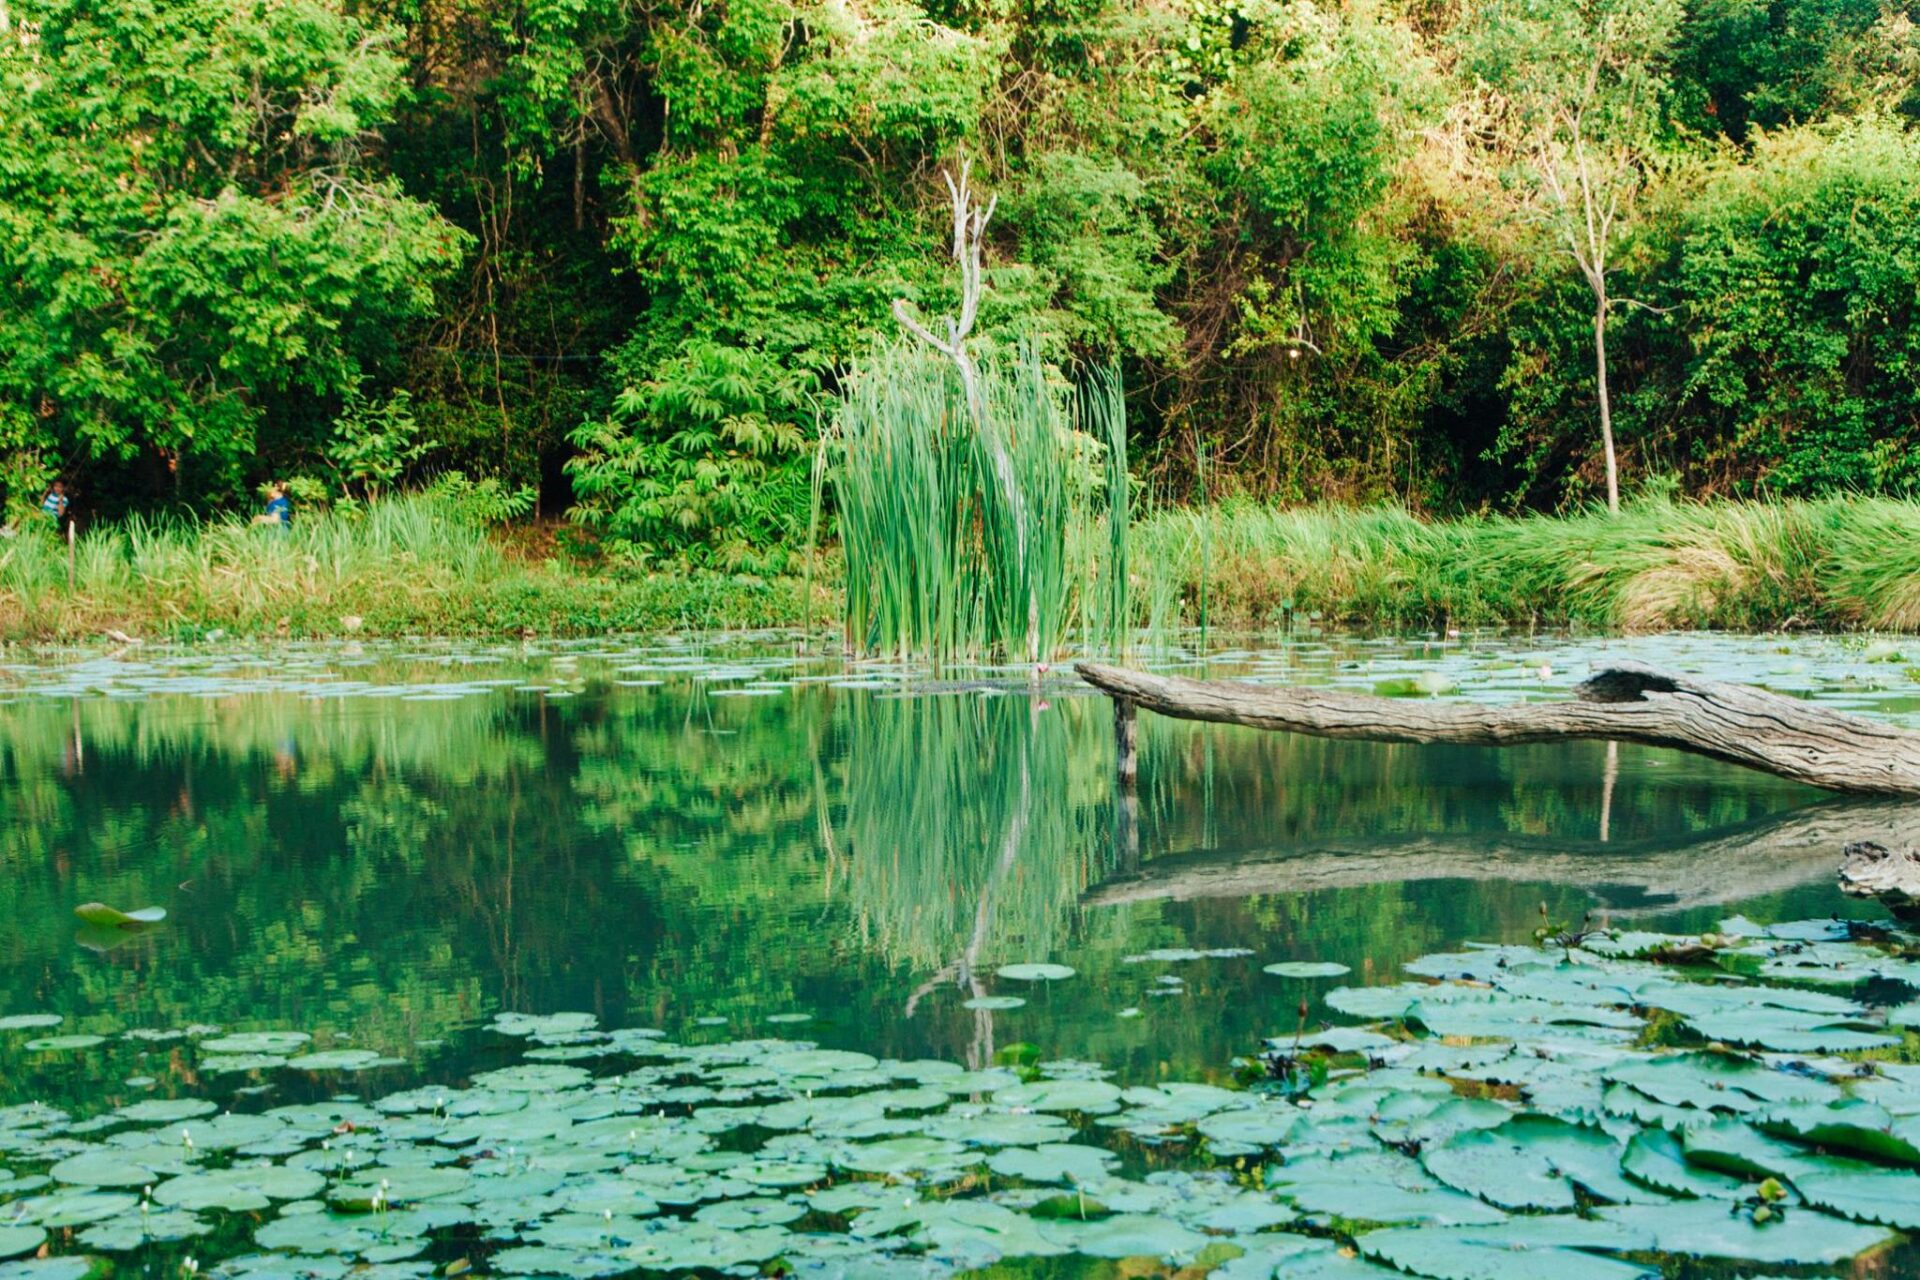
[1074,661,1920,795]
[1595,295,1620,513]
[1837,841,1920,923]
[1084,797,1920,916]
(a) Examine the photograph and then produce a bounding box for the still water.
[1,630,1906,1109]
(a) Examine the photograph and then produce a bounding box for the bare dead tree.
[892,162,1042,661]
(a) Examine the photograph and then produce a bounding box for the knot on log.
[1574,667,1683,704]
[1838,840,1920,921]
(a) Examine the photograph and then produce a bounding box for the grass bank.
[10,494,1920,643]
[0,496,817,642]
[1132,496,1920,633]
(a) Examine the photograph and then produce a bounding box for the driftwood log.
[1085,799,1920,916]
[1838,841,1920,922]
[1075,661,1920,796]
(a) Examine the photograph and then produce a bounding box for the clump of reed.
[816,343,1128,663]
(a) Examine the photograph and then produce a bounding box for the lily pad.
[996,963,1075,982]
[1263,961,1352,979]
[0,1228,45,1261]
[993,1080,1124,1114]
[25,1034,105,1051]
[1595,1202,1893,1264]
[1359,1222,1654,1280]
[153,1166,326,1211]
[0,1015,63,1032]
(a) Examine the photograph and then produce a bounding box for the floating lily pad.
[1263,962,1352,979]
[25,1034,105,1051]
[1359,1221,1653,1280]
[0,1015,63,1032]
[996,964,1075,982]
[962,996,1026,1011]
[116,1098,218,1124]
[987,1143,1116,1184]
[993,1080,1123,1114]
[49,1152,160,1188]
[0,1228,45,1261]
[284,1050,391,1072]
[1595,1202,1893,1264]
[154,1166,325,1211]
[200,1031,312,1055]
[77,1209,210,1251]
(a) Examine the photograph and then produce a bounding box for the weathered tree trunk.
[1074,661,1920,796]
[1085,798,1920,916]
[1838,841,1920,923]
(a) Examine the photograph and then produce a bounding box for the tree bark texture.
[1074,661,1920,795]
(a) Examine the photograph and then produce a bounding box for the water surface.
[2,630,1907,1108]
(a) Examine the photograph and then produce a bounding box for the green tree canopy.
[0,0,465,504]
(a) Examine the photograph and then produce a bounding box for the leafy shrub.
[566,341,818,569]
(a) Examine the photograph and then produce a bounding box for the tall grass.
[817,344,1129,663]
[0,496,506,637]
[0,495,812,640]
[1129,495,1920,633]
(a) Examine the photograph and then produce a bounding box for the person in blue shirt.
[255,483,292,527]
[41,480,68,528]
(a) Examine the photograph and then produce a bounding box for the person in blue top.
[41,480,68,528]
[255,483,292,527]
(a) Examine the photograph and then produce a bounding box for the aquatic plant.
[0,914,1914,1280]
[817,344,1128,663]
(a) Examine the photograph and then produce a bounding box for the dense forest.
[3,0,1918,564]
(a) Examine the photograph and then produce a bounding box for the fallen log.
[1838,840,1920,923]
[1084,798,1920,915]
[1075,660,1920,796]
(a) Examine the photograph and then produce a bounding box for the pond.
[1,630,1917,1279]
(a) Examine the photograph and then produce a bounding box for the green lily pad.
[986,1143,1117,1184]
[9,1191,141,1227]
[284,1050,391,1072]
[200,1031,311,1055]
[0,1260,109,1280]
[153,1165,326,1211]
[1263,962,1352,979]
[77,1209,210,1250]
[1757,1100,1920,1165]
[1359,1221,1655,1280]
[25,1034,105,1051]
[1595,1202,1893,1264]
[1046,1212,1210,1260]
[1620,1129,1747,1200]
[993,1079,1123,1114]
[48,1151,160,1188]
[996,963,1075,981]
[116,1098,218,1124]
[1792,1156,1920,1229]
[0,1228,45,1261]
[962,996,1026,1011]
[0,1015,63,1032]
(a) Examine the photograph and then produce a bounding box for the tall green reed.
[817,343,1130,663]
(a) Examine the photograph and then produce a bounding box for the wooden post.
[1114,696,1138,787]
[1112,696,1141,873]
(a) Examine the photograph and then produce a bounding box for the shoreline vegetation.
[7,494,1920,644]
